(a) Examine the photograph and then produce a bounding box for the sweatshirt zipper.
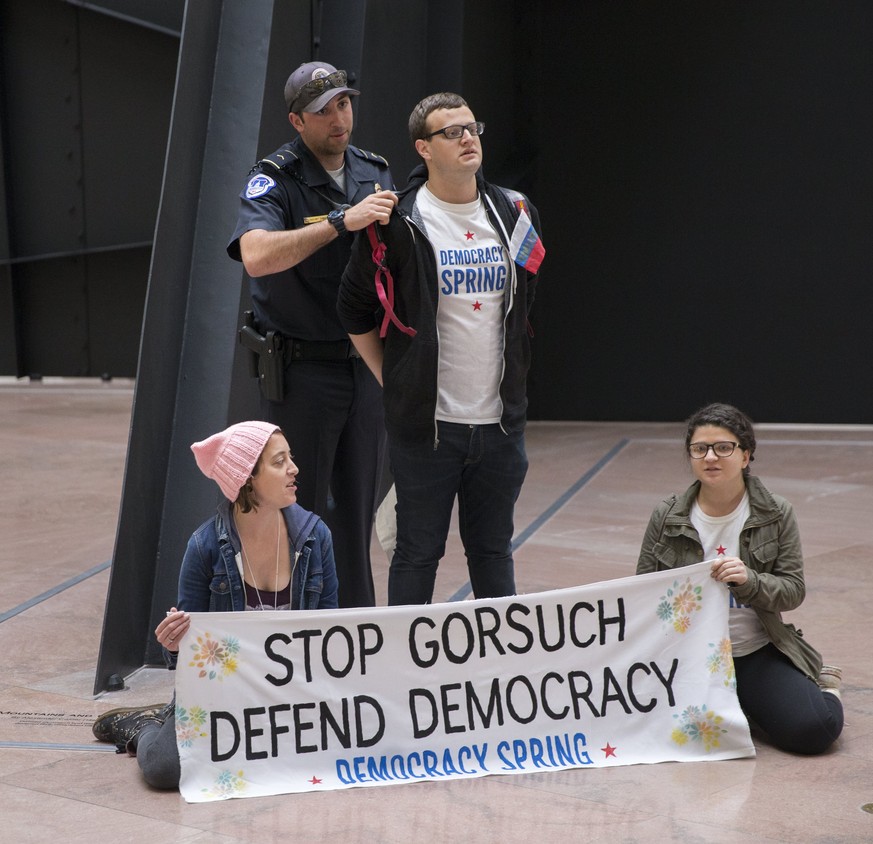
[483,192,517,434]
[402,212,442,449]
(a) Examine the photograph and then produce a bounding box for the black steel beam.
[94,0,285,692]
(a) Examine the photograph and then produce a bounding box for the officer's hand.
[343,190,398,232]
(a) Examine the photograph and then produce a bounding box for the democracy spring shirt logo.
[438,245,508,296]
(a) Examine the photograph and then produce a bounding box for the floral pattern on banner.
[189,632,240,680]
[656,577,703,633]
[175,703,209,748]
[202,769,248,800]
[707,638,736,688]
[671,705,727,752]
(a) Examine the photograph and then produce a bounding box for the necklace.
[239,511,281,611]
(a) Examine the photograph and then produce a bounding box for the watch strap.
[328,209,347,234]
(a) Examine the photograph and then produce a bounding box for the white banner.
[176,562,754,802]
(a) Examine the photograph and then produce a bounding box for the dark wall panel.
[86,247,150,376]
[0,0,176,377]
[12,246,148,378]
[2,1,84,257]
[17,258,89,375]
[77,12,178,246]
[461,1,540,192]
[528,1,873,423]
[354,1,431,183]
[61,0,184,35]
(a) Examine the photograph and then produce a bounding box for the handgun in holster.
[238,311,285,402]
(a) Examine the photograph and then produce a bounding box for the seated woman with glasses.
[636,402,843,755]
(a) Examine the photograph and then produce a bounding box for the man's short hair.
[408,92,469,143]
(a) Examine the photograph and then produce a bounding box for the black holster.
[238,311,285,402]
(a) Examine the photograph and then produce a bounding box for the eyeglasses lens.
[441,122,484,139]
[688,442,738,458]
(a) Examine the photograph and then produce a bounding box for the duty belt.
[288,337,360,361]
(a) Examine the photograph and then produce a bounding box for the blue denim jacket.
[178,499,338,613]
[166,500,339,669]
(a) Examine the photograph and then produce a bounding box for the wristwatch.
[327,208,347,235]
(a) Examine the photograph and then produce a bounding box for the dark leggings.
[135,710,180,789]
[734,644,843,755]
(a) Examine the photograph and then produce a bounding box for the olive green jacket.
[637,475,822,680]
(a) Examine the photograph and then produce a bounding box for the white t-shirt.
[691,492,769,657]
[415,184,508,423]
[326,165,346,193]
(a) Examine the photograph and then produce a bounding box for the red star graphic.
[716,545,727,555]
[309,775,322,785]
[464,230,475,240]
[601,743,617,758]
[473,301,482,311]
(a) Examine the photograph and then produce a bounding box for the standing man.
[337,92,545,605]
[227,62,397,607]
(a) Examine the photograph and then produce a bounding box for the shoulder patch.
[245,174,276,199]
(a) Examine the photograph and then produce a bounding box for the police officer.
[227,62,397,607]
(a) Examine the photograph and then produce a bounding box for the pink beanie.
[190,421,280,501]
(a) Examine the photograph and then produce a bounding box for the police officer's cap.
[284,62,360,114]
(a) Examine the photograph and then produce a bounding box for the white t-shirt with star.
[691,492,769,657]
[415,184,509,423]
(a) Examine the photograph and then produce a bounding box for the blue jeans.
[388,422,528,605]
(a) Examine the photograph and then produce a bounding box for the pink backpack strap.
[366,224,416,338]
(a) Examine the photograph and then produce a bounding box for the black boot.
[92,701,174,754]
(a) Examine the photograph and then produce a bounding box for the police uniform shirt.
[227,135,392,341]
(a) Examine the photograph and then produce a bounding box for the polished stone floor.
[1,378,871,842]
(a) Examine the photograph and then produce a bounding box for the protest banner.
[175,561,754,802]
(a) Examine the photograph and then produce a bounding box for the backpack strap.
[365,224,416,338]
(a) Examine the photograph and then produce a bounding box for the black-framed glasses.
[289,70,347,111]
[688,441,742,459]
[423,121,485,140]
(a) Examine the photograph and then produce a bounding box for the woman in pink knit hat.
[92,421,338,788]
